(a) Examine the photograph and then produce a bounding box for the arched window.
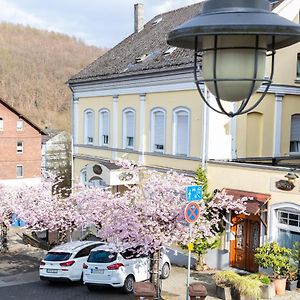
[80,169,87,186]
[84,109,94,145]
[270,203,300,249]
[173,108,190,156]
[151,108,166,153]
[0,117,3,130]
[99,109,110,146]
[123,108,135,149]
[290,114,300,153]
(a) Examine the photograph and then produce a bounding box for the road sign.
[186,185,203,201]
[184,201,201,224]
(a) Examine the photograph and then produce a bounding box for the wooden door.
[230,214,260,272]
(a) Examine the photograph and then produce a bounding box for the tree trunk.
[0,223,8,253]
[196,253,205,271]
[150,249,162,299]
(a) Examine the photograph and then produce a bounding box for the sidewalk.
[162,266,300,300]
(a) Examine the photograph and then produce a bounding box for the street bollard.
[134,282,156,300]
[189,283,208,300]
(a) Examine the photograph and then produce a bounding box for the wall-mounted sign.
[119,172,134,181]
[93,165,103,175]
[275,179,295,191]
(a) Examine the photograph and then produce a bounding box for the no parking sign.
[184,201,200,224]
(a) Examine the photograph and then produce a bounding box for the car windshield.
[44,252,72,261]
[88,250,117,263]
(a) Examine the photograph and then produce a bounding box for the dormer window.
[152,17,162,25]
[135,54,148,63]
[163,47,177,56]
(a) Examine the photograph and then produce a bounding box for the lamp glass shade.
[202,35,267,102]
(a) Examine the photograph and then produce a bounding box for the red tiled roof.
[222,188,271,215]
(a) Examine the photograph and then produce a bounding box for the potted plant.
[213,270,236,300]
[255,242,291,296]
[248,273,275,300]
[213,270,262,300]
[285,264,298,291]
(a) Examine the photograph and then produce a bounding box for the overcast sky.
[0,0,202,48]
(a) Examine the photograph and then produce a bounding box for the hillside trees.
[0,22,106,131]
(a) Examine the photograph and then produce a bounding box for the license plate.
[46,269,58,273]
[91,269,104,274]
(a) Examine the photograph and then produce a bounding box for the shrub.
[255,242,291,278]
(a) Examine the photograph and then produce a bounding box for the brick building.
[0,98,45,186]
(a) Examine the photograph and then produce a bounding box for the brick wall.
[0,102,42,180]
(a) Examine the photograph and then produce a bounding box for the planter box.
[286,280,298,291]
[230,288,256,300]
[216,285,232,300]
[260,283,275,300]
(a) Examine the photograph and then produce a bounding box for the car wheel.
[122,275,135,294]
[161,263,170,279]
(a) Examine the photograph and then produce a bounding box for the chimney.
[134,3,144,33]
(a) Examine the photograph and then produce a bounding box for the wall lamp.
[167,0,300,117]
[285,171,299,184]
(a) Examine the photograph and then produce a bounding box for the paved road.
[0,280,134,300]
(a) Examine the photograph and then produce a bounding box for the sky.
[0,0,201,48]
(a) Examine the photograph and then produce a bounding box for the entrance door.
[230,214,260,272]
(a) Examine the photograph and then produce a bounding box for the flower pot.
[273,278,286,295]
[286,280,298,291]
[260,283,275,300]
[216,285,232,300]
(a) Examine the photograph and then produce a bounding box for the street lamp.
[167,0,300,117]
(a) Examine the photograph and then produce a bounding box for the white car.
[83,245,171,293]
[39,240,105,282]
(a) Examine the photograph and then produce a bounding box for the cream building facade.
[69,1,300,272]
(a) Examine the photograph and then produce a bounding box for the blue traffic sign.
[186,185,203,202]
[184,201,201,224]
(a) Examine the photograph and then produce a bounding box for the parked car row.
[39,241,171,293]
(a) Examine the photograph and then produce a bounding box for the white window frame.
[122,108,136,150]
[80,169,87,186]
[172,107,190,156]
[290,114,300,154]
[17,119,24,131]
[83,109,94,145]
[16,165,23,178]
[150,108,166,154]
[17,141,23,153]
[0,117,3,131]
[269,203,300,249]
[98,109,110,147]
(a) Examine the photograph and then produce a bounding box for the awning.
[222,188,271,215]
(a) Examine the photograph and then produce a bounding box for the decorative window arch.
[0,117,3,130]
[172,107,190,156]
[83,109,94,145]
[151,108,166,153]
[122,108,136,149]
[99,109,110,146]
[290,114,300,153]
[269,202,300,249]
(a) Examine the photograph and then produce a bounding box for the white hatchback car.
[83,245,171,293]
[39,240,105,282]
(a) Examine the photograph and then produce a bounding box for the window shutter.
[102,111,109,135]
[176,111,188,155]
[86,111,94,143]
[154,111,165,149]
[291,115,300,141]
[126,111,134,137]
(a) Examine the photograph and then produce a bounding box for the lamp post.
[168,0,300,117]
